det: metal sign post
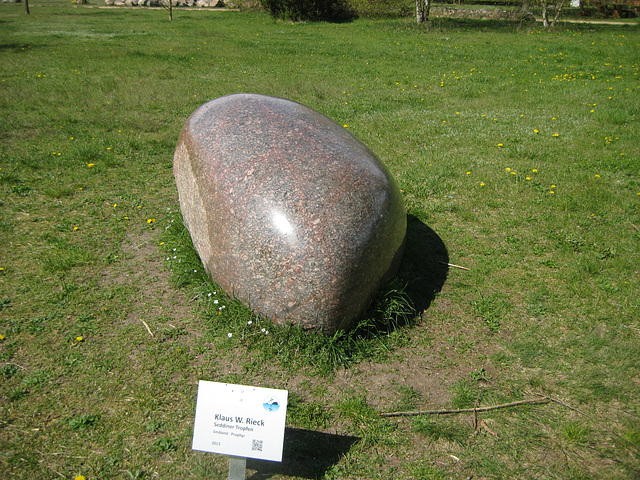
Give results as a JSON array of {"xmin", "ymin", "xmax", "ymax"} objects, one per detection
[{"xmin": 228, "ymin": 456, "xmax": 247, "ymax": 480}]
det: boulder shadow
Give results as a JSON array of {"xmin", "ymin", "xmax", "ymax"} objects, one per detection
[
  {"xmin": 397, "ymin": 214, "xmax": 449, "ymax": 318},
  {"xmin": 246, "ymin": 428, "xmax": 359, "ymax": 480}
]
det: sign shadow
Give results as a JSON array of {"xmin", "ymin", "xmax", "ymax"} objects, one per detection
[{"xmin": 246, "ymin": 428, "xmax": 360, "ymax": 480}]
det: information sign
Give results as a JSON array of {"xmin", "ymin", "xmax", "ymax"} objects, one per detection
[{"xmin": 192, "ymin": 381, "xmax": 288, "ymax": 462}]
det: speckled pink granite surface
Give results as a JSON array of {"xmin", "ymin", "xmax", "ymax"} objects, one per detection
[{"xmin": 174, "ymin": 94, "xmax": 406, "ymax": 333}]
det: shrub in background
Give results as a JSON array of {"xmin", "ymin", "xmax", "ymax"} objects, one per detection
[
  {"xmin": 260, "ymin": 0, "xmax": 356, "ymax": 21},
  {"xmin": 225, "ymin": 0, "xmax": 262, "ymax": 10},
  {"xmin": 347, "ymin": 0, "xmax": 412, "ymax": 17}
]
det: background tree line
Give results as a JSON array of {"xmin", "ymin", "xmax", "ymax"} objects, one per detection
[{"xmin": 258, "ymin": 0, "xmax": 634, "ymax": 22}]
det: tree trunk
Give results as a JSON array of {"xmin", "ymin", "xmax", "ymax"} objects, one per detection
[
  {"xmin": 551, "ymin": 0, "xmax": 567, "ymax": 27},
  {"xmin": 542, "ymin": 2, "xmax": 549, "ymax": 27},
  {"xmin": 169, "ymin": 0, "xmax": 173, "ymax": 20},
  {"xmin": 416, "ymin": 0, "xmax": 430, "ymax": 22},
  {"xmin": 25, "ymin": 0, "xmax": 30, "ymax": 14}
]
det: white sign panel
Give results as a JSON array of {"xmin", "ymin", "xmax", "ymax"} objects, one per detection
[{"xmin": 192, "ymin": 381, "xmax": 288, "ymax": 462}]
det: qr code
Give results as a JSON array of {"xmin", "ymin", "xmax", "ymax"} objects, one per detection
[{"xmin": 251, "ymin": 439, "xmax": 263, "ymax": 452}]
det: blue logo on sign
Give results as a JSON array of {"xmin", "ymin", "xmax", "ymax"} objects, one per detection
[{"xmin": 263, "ymin": 396, "xmax": 280, "ymax": 412}]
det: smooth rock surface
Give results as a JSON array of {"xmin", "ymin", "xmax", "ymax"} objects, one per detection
[{"xmin": 174, "ymin": 94, "xmax": 406, "ymax": 333}]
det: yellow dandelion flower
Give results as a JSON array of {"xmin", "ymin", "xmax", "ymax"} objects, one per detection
[
  {"xmin": 526, "ymin": 177, "xmax": 531, "ymax": 180},
  {"xmin": 466, "ymin": 171, "xmax": 471, "ymax": 175},
  {"xmin": 87, "ymin": 163, "xmax": 95, "ymax": 168},
  {"xmin": 480, "ymin": 183, "xmax": 485, "ymax": 186},
  {"xmin": 532, "ymin": 169, "xmax": 538, "ymax": 173},
  {"xmin": 73, "ymin": 226, "xmax": 79, "ymax": 231},
  {"xmin": 0, "ymin": 334, "xmax": 5, "ymax": 341},
  {"xmin": 534, "ymin": 129, "xmax": 539, "ymax": 134},
  {"xmin": 595, "ymin": 174, "xmax": 600, "ymax": 178},
  {"xmin": 76, "ymin": 336, "xmax": 84, "ymax": 342},
  {"xmin": 147, "ymin": 218, "xmax": 156, "ymax": 224},
  {"xmin": 498, "ymin": 143, "xmax": 504, "ymax": 147},
  {"xmin": 552, "ymin": 133, "xmax": 559, "ymax": 137},
  {"xmin": 74, "ymin": 476, "xmax": 86, "ymax": 480},
  {"xmin": 505, "ymin": 167, "xmax": 511, "ymax": 172}
]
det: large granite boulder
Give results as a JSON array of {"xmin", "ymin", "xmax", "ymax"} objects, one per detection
[{"xmin": 174, "ymin": 94, "xmax": 406, "ymax": 333}]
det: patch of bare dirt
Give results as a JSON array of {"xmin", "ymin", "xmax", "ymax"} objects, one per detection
[
  {"xmin": 100, "ymin": 227, "xmax": 196, "ymax": 334},
  {"xmin": 325, "ymin": 289, "xmax": 505, "ymax": 413}
]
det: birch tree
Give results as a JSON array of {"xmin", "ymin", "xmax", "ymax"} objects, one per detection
[
  {"xmin": 416, "ymin": 0, "xmax": 431, "ymax": 22},
  {"xmin": 538, "ymin": 0, "xmax": 568, "ymax": 27}
]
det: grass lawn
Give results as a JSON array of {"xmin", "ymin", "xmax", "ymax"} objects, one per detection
[{"xmin": 1, "ymin": 2, "xmax": 639, "ymax": 479}]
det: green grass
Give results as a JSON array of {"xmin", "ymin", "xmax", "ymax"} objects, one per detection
[{"xmin": 1, "ymin": 2, "xmax": 639, "ymax": 479}]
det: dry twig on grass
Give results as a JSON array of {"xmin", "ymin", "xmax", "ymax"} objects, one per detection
[
  {"xmin": 141, "ymin": 320, "xmax": 154, "ymax": 337},
  {"xmin": 439, "ymin": 261, "xmax": 471, "ymax": 271}
]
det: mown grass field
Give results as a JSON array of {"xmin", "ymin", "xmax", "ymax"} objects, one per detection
[{"xmin": 1, "ymin": 2, "xmax": 639, "ymax": 479}]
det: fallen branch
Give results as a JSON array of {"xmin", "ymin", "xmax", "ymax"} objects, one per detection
[
  {"xmin": 381, "ymin": 397, "xmax": 550, "ymax": 417},
  {"xmin": 470, "ymin": 419, "xmax": 499, "ymax": 441},
  {"xmin": 532, "ymin": 392, "xmax": 585, "ymax": 415}
]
